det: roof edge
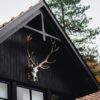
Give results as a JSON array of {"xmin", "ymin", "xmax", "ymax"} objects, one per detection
[
  {"xmin": 43, "ymin": 0, "xmax": 99, "ymax": 89},
  {"xmin": 0, "ymin": 0, "xmax": 44, "ymax": 44}
]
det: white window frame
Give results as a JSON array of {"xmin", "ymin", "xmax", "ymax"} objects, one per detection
[{"xmin": 17, "ymin": 86, "xmax": 44, "ymax": 100}]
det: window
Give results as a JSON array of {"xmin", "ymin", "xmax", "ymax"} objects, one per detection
[
  {"xmin": 17, "ymin": 86, "xmax": 43, "ymax": 100},
  {"xmin": 32, "ymin": 90, "xmax": 43, "ymax": 100},
  {"xmin": 51, "ymin": 94, "xmax": 60, "ymax": 100},
  {"xmin": 17, "ymin": 87, "xmax": 30, "ymax": 100},
  {"xmin": 0, "ymin": 82, "xmax": 8, "ymax": 100},
  {"xmin": 50, "ymin": 93, "xmax": 67, "ymax": 100},
  {"xmin": 16, "ymin": 86, "xmax": 67, "ymax": 100}
]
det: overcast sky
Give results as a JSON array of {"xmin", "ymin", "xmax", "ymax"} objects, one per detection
[
  {"xmin": 81, "ymin": 0, "xmax": 100, "ymax": 28},
  {"xmin": 0, "ymin": 0, "xmax": 40, "ymax": 26},
  {"xmin": 81, "ymin": 0, "xmax": 100, "ymax": 54}
]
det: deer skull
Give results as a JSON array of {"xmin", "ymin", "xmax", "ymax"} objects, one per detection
[
  {"xmin": 32, "ymin": 67, "xmax": 39, "ymax": 82},
  {"xmin": 27, "ymin": 35, "xmax": 59, "ymax": 82}
]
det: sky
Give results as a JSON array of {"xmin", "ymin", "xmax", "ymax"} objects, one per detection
[
  {"xmin": 81, "ymin": 0, "xmax": 100, "ymax": 56},
  {"xmin": 0, "ymin": 0, "xmax": 40, "ymax": 26},
  {"xmin": 81, "ymin": 0, "xmax": 100, "ymax": 28}
]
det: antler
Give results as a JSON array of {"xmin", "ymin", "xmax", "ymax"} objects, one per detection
[
  {"xmin": 27, "ymin": 35, "xmax": 59, "ymax": 69},
  {"xmin": 27, "ymin": 35, "xmax": 60, "ymax": 81},
  {"xmin": 36, "ymin": 40, "xmax": 60, "ymax": 69},
  {"xmin": 27, "ymin": 35, "xmax": 36, "ymax": 66}
]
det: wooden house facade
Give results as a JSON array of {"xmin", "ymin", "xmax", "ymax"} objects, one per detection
[{"xmin": 0, "ymin": 0, "xmax": 99, "ymax": 100}]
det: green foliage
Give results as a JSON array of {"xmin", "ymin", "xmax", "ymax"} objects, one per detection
[{"xmin": 46, "ymin": 0, "xmax": 100, "ymax": 60}]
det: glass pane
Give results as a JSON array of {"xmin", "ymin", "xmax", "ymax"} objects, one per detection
[
  {"xmin": 0, "ymin": 82, "xmax": 8, "ymax": 99},
  {"xmin": 51, "ymin": 95, "xmax": 60, "ymax": 100},
  {"xmin": 32, "ymin": 90, "xmax": 43, "ymax": 100},
  {"xmin": 17, "ymin": 87, "xmax": 30, "ymax": 100}
]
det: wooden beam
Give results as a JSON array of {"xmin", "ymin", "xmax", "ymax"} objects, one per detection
[
  {"xmin": 24, "ymin": 25, "xmax": 60, "ymax": 41},
  {"xmin": 41, "ymin": 12, "xmax": 46, "ymax": 41},
  {"xmin": 0, "ymin": 10, "xmax": 41, "ymax": 44}
]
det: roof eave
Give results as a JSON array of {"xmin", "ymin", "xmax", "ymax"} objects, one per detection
[{"xmin": 0, "ymin": 0, "xmax": 44, "ymax": 44}]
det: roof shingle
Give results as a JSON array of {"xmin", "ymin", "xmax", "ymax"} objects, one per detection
[{"xmin": 77, "ymin": 91, "xmax": 100, "ymax": 100}]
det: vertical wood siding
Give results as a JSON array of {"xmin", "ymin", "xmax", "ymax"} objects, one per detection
[
  {"xmin": 0, "ymin": 26, "xmax": 98, "ymax": 98},
  {"xmin": 0, "ymin": 28, "xmax": 72, "ymax": 95}
]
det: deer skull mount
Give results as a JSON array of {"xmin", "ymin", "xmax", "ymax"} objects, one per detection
[{"xmin": 26, "ymin": 35, "xmax": 59, "ymax": 82}]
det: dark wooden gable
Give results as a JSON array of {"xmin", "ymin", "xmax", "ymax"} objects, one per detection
[{"xmin": 0, "ymin": 0, "xmax": 98, "ymax": 98}]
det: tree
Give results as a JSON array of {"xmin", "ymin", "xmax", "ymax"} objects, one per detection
[{"xmin": 46, "ymin": 0, "xmax": 100, "ymax": 61}]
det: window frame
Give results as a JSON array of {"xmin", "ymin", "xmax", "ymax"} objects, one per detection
[
  {"xmin": 16, "ymin": 85, "xmax": 45, "ymax": 100},
  {"xmin": 47, "ymin": 90, "xmax": 71, "ymax": 100},
  {"xmin": 16, "ymin": 83, "xmax": 70, "ymax": 100}
]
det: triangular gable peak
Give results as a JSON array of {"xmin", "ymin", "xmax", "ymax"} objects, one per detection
[{"xmin": 0, "ymin": 0, "xmax": 99, "ymax": 98}]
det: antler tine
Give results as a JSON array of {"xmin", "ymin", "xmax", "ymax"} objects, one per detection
[
  {"xmin": 51, "ymin": 39, "xmax": 60, "ymax": 52},
  {"xmin": 26, "ymin": 34, "xmax": 32, "ymax": 42},
  {"xmin": 27, "ymin": 48, "xmax": 36, "ymax": 66},
  {"xmin": 53, "ymin": 43, "xmax": 60, "ymax": 53},
  {"xmin": 37, "ymin": 59, "xmax": 56, "ymax": 69},
  {"xmin": 27, "ymin": 34, "xmax": 36, "ymax": 66},
  {"xmin": 37, "ymin": 40, "xmax": 59, "ymax": 69},
  {"xmin": 40, "ymin": 66, "xmax": 50, "ymax": 69}
]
